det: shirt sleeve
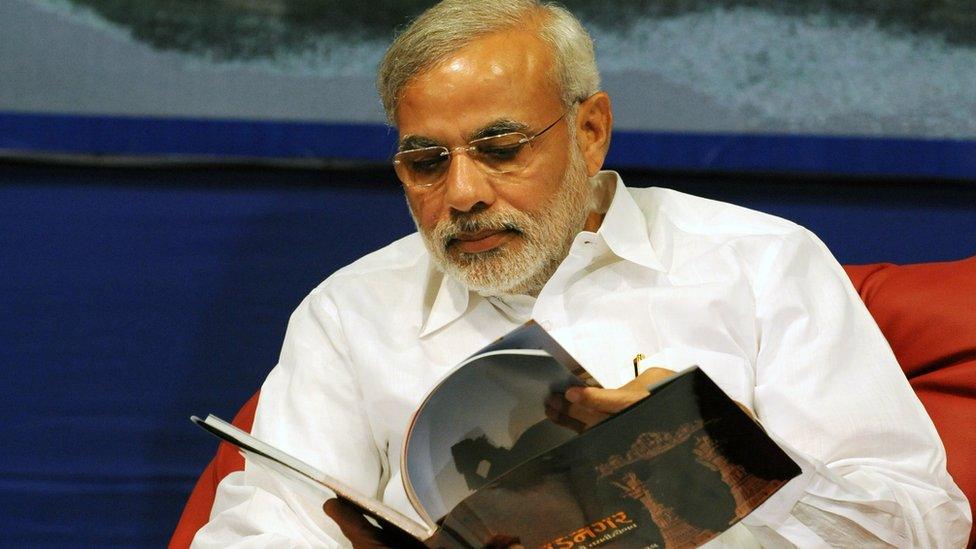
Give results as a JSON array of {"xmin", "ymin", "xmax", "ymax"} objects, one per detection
[
  {"xmin": 192, "ymin": 289, "xmax": 383, "ymax": 548},
  {"xmin": 738, "ymin": 230, "xmax": 972, "ymax": 547}
]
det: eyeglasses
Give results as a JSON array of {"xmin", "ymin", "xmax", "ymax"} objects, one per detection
[{"xmin": 393, "ymin": 112, "xmax": 567, "ymax": 189}]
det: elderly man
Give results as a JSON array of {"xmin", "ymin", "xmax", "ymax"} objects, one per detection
[{"xmin": 192, "ymin": 0, "xmax": 970, "ymax": 546}]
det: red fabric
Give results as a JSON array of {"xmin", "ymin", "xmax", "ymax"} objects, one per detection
[
  {"xmin": 168, "ymin": 391, "xmax": 260, "ymax": 549},
  {"xmin": 171, "ymin": 258, "xmax": 976, "ymax": 547},
  {"xmin": 844, "ymin": 257, "xmax": 976, "ymax": 546}
]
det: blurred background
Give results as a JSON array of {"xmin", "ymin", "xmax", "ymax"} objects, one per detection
[{"xmin": 1, "ymin": 0, "xmax": 974, "ymax": 545}]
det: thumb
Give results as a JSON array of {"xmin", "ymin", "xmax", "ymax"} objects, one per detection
[
  {"xmin": 564, "ymin": 386, "xmax": 649, "ymax": 414},
  {"xmin": 624, "ymin": 367, "xmax": 676, "ymax": 392}
]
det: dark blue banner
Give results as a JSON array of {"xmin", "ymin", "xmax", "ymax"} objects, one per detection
[{"xmin": 3, "ymin": 112, "xmax": 974, "ymax": 180}]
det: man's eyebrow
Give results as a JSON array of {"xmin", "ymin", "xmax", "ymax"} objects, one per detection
[
  {"xmin": 399, "ymin": 119, "xmax": 530, "ymax": 151},
  {"xmin": 398, "ymin": 135, "xmax": 441, "ymax": 152},
  {"xmin": 469, "ymin": 119, "xmax": 530, "ymax": 141}
]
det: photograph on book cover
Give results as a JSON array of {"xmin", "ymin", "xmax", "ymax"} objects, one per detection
[
  {"xmin": 405, "ymin": 351, "xmax": 582, "ymax": 526},
  {"xmin": 2, "ymin": 0, "xmax": 974, "ymax": 177},
  {"xmin": 405, "ymin": 321, "xmax": 598, "ymax": 525}
]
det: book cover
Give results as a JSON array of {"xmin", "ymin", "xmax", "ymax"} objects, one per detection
[{"xmin": 430, "ymin": 367, "xmax": 800, "ymax": 548}]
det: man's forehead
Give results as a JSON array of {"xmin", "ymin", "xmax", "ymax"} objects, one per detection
[
  {"xmin": 393, "ymin": 27, "xmax": 561, "ymax": 137},
  {"xmin": 426, "ymin": 26, "xmax": 551, "ymax": 80}
]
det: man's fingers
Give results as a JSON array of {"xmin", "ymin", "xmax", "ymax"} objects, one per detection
[
  {"xmin": 624, "ymin": 367, "xmax": 676, "ymax": 392},
  {"xmin": 560, "ymin": 367, "xmax": 676, "ymax": 417},
  {"xmin": 483, "ymin": 534, "xmax": 525, "ymax": 548},
  {"xmin": 564, "ymin": 386, "xmax": 648, "ymax": 414},
  {"xmin": 544, "ymin": 393, "xmax": 592, "ymax": 432},
  {"xmin": 546, "ymin": 368, "xmax": 678, "ymax": 431},
  {"xmin": 324, "ymin": 498, "xmax": 384, "ymax": 545},
  {"xmin": 324, "ymin": 498, "xmax": 427, "ymax": 548}
]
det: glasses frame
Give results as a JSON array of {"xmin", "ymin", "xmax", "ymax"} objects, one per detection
[{"xmin": 393, "ymin": 111, "xmax": 568, "ymax": 189}]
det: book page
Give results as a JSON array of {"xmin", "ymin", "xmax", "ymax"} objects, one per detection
[
  {"xmin": 402, "ymin": 349, "xmax": 588, "ymax": 526},
  {"xmin": 476, "ymin": 320, "xmax": 601, "ymax": 388}
]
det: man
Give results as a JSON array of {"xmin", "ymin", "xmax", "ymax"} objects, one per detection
[{"xmin": 193, "ymin": 0, "xmax": 971, "ymax": 546}]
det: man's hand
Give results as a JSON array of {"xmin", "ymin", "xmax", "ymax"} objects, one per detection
[
  {"xmin": 545, "ymin": 366, "xmax": 757, "ymax": 433},
  {"xmin": 323, "ymin": 498, "xmax": 426, "ymax": 549},
  {"xmin": 323, "ymin": 499, "xmax": 523, "ymax": 548},
  {"xmin": 544, "ymin": 367, "xmax": 676, "ymax": 432}
]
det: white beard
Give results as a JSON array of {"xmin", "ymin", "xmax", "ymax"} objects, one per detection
[{"xmin": 414, "ymin": 144, "xmax": 593, "ymax": 296}]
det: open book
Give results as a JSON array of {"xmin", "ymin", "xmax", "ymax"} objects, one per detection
[{"xmin": 193, "ymin": 321, "xmax": 800, "ymax": 548}]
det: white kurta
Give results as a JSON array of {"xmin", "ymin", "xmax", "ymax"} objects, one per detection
[{"xmin": 193, "ymin": 172, "xmax": 970, "ymax": 548}]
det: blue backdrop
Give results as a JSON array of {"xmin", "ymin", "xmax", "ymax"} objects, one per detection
[
  {"xmin": 1, "ymin": 161, "xmax": 974, "ymax": 546},
  {"xmin": 3, "ymin": 113, "xmax": 976, "ymax": 180}
]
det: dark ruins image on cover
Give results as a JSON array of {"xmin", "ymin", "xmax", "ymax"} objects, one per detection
[{"xmin": 426, "ymin": 368, "xmax": 800, "ymax": 549}]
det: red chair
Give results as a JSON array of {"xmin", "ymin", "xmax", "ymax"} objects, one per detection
[
  {"xmin": 170, "ymin": 258, "xmax": 976, "ymax": 548},
  {"xmin": 170, "ymin": 391, "xmax": 260, "ymax": 549},
  {"xmin": 845, "ymin": 258, "xmax": 976, "ymax": 546}
]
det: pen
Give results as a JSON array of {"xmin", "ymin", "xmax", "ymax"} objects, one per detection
[{"xmin": 632, "ymin": 353, "xmax": 645, "ymax": 378}]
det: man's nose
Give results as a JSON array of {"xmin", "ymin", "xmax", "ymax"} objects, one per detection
[{"xmin": 442, "ymin": 152, "xmax": 497, "ymax": 213}]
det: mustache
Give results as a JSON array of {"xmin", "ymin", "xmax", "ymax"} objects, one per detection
[{"xmin": 435, "ymin": 214, "xmax": 525, "ymax": 244}]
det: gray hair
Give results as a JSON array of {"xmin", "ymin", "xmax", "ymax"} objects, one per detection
[{"xmin": 377, "ymin": 0, "xmax": 600, "ymax": 125}]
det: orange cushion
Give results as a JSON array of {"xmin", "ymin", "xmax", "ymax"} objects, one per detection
[
  {"xmin": 845, "ymin": 257, "xmax": 976, "ymax": 546},
  {"xmin": 168, "ymin": 392, "xmax": 259, "ymax": 549}
]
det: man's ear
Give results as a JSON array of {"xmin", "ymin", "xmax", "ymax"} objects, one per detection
[{"xmin": 575, "ymin": 91, "xmax": 613, "ymax": 176}]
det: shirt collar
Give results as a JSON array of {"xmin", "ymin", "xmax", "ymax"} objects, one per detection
[
  {"xmin": 418, "ymin": 272, "xmax": 538, "ymax": 337},
  {"xmin": 593, "ymin": 171, "xmax": 665, "ymax": 272},
  {"xmin": 418, "ymin": 170, "xmax": 664, "ymax": 337},
  {"xmin": 419, "ymin": 267, "xmax": 470, "ymax": 337}
]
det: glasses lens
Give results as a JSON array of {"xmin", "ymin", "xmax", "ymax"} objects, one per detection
[
  {"xmin": 470, "ymin": 133, "xmax": 529, "ymax": 173},
  {"xmin": 394, "ymin": 147, "xmax": 449, "ymax": 187}
]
